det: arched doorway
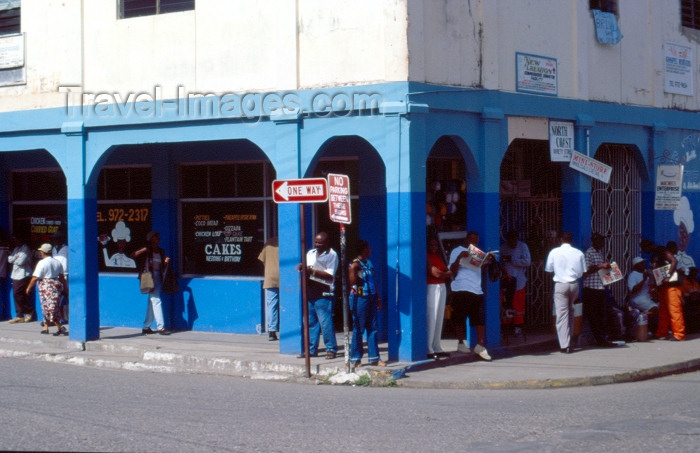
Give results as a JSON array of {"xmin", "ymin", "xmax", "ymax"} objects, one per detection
[
  {"xmin": 500, "ymin": 139, "xmax": 562, "ymax": 327},
  {"xmin": 308, "ymin": 136, "xmax": 386, "ymax": 336},
  {"xmin": 426, "ymin": 136, "xmax": 467, "ymax": 339},
  {"xmin": 591, "ymin": 144, "xmax": 642, "ymax": 304}
]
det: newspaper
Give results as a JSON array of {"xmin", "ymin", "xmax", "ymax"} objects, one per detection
[
  {"xmin": 652, "ymin": 264, "xmax": 678, "ymax": 286},
  {"xmin": 459, "ymin": 244, "xmax": 497, "ymax": 270},
  {"xmin": 307, "ymin": 253, "xmax": 333, "ymax": 287},
  {"xmin": 598, "ymin": 261, "xmax": 623, "ymax": 285}
]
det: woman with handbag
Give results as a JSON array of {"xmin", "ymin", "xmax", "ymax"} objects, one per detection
[
  {"xmin": 131, "ymin": 231, "xmax": 170, "ymax": 335},
  {"xmin": 26, "ymin": 243, "xmax": 67, "ymax": 336}
]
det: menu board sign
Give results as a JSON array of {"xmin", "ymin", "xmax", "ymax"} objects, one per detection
[
  {"xmin": 181, "ymin": 201, "xmax": 264, "ymax": 276},
  {"xmin": 12, "ymin": 204, "xmax": 66, "ymax": 249},
  {"xmin": 96, "ymin": 203, "xmax": 151, "ymax": 272}
]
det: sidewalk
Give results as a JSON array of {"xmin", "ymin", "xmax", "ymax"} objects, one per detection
[{"xmin": 1, "ymin": 321, "xmax": 700, "ymax": 388}]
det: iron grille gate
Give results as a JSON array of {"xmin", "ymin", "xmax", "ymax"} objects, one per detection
[
  {"xmin": 500, "ymin": 139, "xmax": 562, "ymax": 327},
  {"xmin": 591, "ymin": 144, "xmax": 642, "ymax": 307}
]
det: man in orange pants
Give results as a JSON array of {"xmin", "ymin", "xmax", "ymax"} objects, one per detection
[{"xmin": 642, "ymin": 240, "xmax": 685, "ymax": 341}]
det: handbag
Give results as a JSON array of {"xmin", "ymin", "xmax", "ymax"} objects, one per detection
[
  {"xmin": 140, "ymin": 271, "xmax": 155, "ymax": 294},
  {"xmin": 161, "ymin": 262, "xmax": 180, "ymax": 295}
]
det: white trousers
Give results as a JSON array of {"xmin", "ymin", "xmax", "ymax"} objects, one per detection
[
  {"xmin": 553, "ymin": 281, "xmax": 578, "ymax": 349},
  {"xmin": 426, "ymin": 283, "xmax": 447, "ymax": 354}
]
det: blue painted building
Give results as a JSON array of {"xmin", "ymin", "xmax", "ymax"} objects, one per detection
[{"xmin": 1, "ymin": 1, "xmax": 700, "ymax": 362}]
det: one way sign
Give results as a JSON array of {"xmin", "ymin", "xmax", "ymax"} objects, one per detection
[{"xmin": 272, "ymin": 178, "xmax": 328, "ymax": 203}]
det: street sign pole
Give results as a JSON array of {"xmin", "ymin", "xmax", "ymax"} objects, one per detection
[
  {"xmin": 327, "ymin": 173, "xmax": 352, "ymax": 372},
  {"xmin": 272, "ymin": 178, "xmax": 328, "ymax": 379},
  {"xmin": 340, "ymin": 222, "xmax": 350, "ymax": 372},
  {"xmin": 299, "ymin": 203, "xmax": 311, "ymax": 378}
]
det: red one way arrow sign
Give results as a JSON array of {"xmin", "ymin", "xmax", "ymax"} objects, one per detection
[{"xmin": 272, "ymin": 178, "xmax": 329, "ymax": 203}]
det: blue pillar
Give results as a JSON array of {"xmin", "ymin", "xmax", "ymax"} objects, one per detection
[
  {"xmin": 384, "ymin": 110, "xmax": 430, "ymax": 362},
  {"xmin": 273, "ymin": 113, "xmax": 304, "ymax": 355},
  {"xmin": 464, "ymin": 107, "xmax": 506, "ymax": 349},
  {"xmin": 63, "ymin": 122, "xmax": 100, "ymax": 341},
  {"xmin": 647, "ymin": 123, "xmax": 667, "ymax": 241},
  {"xmin": 567, "ymin": 115, "xmax": 595, "ymax": 247}
]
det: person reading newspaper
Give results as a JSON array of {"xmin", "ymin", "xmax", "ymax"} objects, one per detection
[{"xmin": 448, "ymin": 231, "xmax": 494, "ymax": 361}]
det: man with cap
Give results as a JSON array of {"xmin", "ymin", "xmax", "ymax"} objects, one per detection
[
  {"xmin": 545, "ymin": 232, "xmax": 586, "ymax": 353},
  {"xmin": 627, "ymin": 256, "xmax": 659, "ymax": 314},
  {"xmin": 582, "ymin": 233, "xmax": 617, "ymax": 347}
]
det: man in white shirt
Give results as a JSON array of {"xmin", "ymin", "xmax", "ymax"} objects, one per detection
[
  {"xmin": 297, "ymin": 232, "xmax": 338, "ymax": 359},
  {"xmin": 7, "ymin": 235, "xmax": 34, "ymax": 323},
  {"xmin": 545, "ymin": 232, "xmax": 586, "ymax": 353},
  {"xmin": 448, "ymin": 231, "xmax": 493, "ymax": 361}
]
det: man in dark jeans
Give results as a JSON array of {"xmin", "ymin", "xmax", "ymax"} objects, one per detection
[
  {"xmin": 296, "ymin": 232, "xmax": 338, "ymax": 359},
  {"xmin": 582, "ymin": 233, "xmax": 617, "ymax": 347},
  {"xmin": 8, "ymin": 235, "xmax": 34, "ymax": 323}
]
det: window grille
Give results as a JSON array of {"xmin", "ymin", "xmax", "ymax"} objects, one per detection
[
  {"xmin": 681, "ymin": 0, "xmax": 700, "ymax": 30},
  {"xmin": 590, "ymin": 0, "xmax": 617, "ymax": 15},
  {"xmin": 120, "ymin": 0, "xmax": 194, "ymax": 19}
]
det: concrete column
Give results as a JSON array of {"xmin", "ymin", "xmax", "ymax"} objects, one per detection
[
  {"xmin": 273, "ymin": 113, "xmax": 304, "ymax": 355},
  {"xmin": 566, "ymin": 115, "xmax": 595, "ymax": 246},
  {"xmin": 385, "ymin": 108, "xmax": 430, "ymax": 362},
  {"xmin": 62, "ymin": 122, "xmax": 99, "ymax": 341},
  {"xmin": 465, "ymin": 107, "xmax": 506, "ymax": 349}
]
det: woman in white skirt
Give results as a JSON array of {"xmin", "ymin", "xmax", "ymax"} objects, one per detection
[{"xmin": 426, "ymin": 238, "xmax": 452, "ymax": 359}]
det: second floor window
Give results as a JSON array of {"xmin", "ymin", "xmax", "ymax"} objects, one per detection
[
  {"xmin": 590, "ymin": 0, "xmax": 617, "ymax": 15},
  {"xmin": 120, "ymin": 0, "xmax": 194, "ymax": 19},
  {"xmin": 0, "ymin": 1, "xmax": 20, "ymax": 35},
  {"xmin": 682, "ymin": 0, "xmax": 700, "ymax": 30}
]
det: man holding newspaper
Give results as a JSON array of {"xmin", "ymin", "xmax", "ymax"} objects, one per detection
[
  {"xmin": 582, "ymin": 233, "xmax": 618, "ymax": 348},
  {"xmin": 448, "ymin": 231, "xmax": 494, "ymax": 361}
]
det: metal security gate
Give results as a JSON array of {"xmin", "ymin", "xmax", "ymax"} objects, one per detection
[
  {"xmin": 500, "ymin": 139, "xmax": 562, "ymax": 327},
  {"xmin": 591, "ymin": 144, "xmax": 642, "ymax": 305}
]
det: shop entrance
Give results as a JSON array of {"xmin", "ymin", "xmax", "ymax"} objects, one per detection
[
  {"xmin": 591, "ymin": 144, "xmax": 642, "ymax": 305},
  {"xmin": 308, "ymin": 136, "xmax": 385, "ymax": 335},
  {"xmin": 499, "ymin": 139, "xmax": 562, "ymax": 327},
  {"xmin": 426, "ymin": 136, "xmax": 467, "ymax": 339}
]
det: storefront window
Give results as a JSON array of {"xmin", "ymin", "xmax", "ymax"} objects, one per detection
[
  {"xmin": 179, "ymin": 161, "xmax": 276, "ymax": 277},
  {"xmin": 96, "ymin": 166, "xmax": 152, "ymax": 273},
  {"xmin": 11, "ymin": 169, "xmax": 66, "ymax": 248}
]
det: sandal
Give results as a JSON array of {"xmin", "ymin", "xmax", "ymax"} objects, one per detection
[
  {"xmin": 53, "ymin": 327, "xmax": 67, "ymax": 336},
  {"xmin": 40, "ymin": 329, "xmax": 49, "ymax": 335},
  {"xmin": 325, "ymin": 352, "xmax": 337, "ymax": 360}
]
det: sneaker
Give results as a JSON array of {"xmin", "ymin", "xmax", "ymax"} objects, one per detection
[
  {"xmin": 473, "ymin": 344, "xmax": 492, "ymax": 361},
  {"xmin": 8, "ymin": 316, "xmax": 24, "ymax": 324},
  {"xmin": 24, "ymin": 314, "xmax": 33, "ymax": 323},
  {"xmin": 457, "ymin": 343, "xmax": 470, "ymax": 353},
  {"xmin": 268, "ymin": 331, "xmax": 278, "ymax": 341}
]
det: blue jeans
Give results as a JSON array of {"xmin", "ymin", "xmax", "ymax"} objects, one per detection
[
  {"xmin": 143, "ymin": 270, "xmax": 164, "ymax": 331},
  {"xmin": 308, "ymin": 297, "xmax": 336, "ymax": 355},
  {"xmin": 265, "ymin": 288, "xmax": 279, "ymax": 332},
  {"xmin": 350, "ymin": 293, "xmax": 379, "ymax": 364}
]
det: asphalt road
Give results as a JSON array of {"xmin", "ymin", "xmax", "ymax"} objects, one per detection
[{"xmin": 2, "ymin": 358, "xmax": 699, "ymax": 452}]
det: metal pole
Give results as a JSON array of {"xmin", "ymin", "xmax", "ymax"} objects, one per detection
[
  {"xmin": 340, "ymin": 223, "xmax": 350, "ymax": 372},
  {"xmin": 300, "ymin": 203, "xmax": 311, "ymax": 378}
]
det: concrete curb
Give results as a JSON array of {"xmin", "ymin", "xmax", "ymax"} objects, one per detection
[{"xmin": 396, "ymin": 357, "xmax": 700, "ymax": 390}]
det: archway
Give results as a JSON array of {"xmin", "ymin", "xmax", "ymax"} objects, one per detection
[
  {"xmin": 308, "ymin": 136, "xmax": 386, "ymax": 336},
  {"xmin": 425, "ymin": 136, "xmax": 468, "ymax": 340},
  {"xmin": 92, "ymin": 139, "xmax": 277, "ymax": 333},
  {"xmin": 499, "ymin": 138, "xmax": 562, "ymax": 328},
  {"xmin": 591, "ymin": 144, "xmax": 643, "ymax": 304},
  {"xmin": 1, "ymin": 149, "xmax": 67, "ymax": 321}
]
